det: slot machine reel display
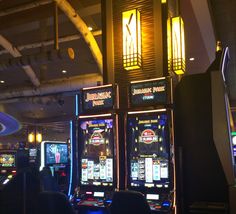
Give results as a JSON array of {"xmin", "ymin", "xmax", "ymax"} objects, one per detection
[{"xmin": 0, "ymin": 151, "xmax": 17, "ymax": 188}]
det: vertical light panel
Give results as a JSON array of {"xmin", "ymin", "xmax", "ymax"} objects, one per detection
[
  {"xmin": 169, "ymin": 16, "xmax": 185, "ymax": 75},
  {"xmin": 75, "ymin": 94, "xmax": 79, "ymax": 116},
  {"xmin": 68, "ymin": 120, "xmax": 73, "ymax": 198},
  {"xmin": 122, "ymin": 9, "xmax": 142, "ymax": 70}
]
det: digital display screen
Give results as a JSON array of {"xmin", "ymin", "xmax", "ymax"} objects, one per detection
[
  {"xmin": 82, "ymin": 86, "xmax": 114, "ymax": 112},
  {"xmin": 94, "ymin": 192, "xmax": 105, "ymax": 197},
  {"xmin": 45, "ymin": 143, "xmax": 68, "ymax": 165},
  {"xmin": 0, "ymin": 154, "xmax": 16, "ymax": 167},
  {"xmin": 146, "ymin": 194, "xmax": 159, "ymax": 200},
  {"xmin": 29, "ymin": 148, "xmax": 37, "ymax": 157},
  {"xmin": 127, "ymin": 112, "xmax": 170, "ymax": 188},
  {"xmin": 231, "ymin": 134, "xmax": 236, "ymax": 157},
  {"xmin": 130, "ymin": 78, "xmax": 169, "ymax": 107},
  {"xmin": 79, "ymin": 118, "xmax": 114, "ymax": 186}
]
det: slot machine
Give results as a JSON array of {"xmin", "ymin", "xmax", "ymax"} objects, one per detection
[
  {"xmin": 0, "ymin": 150, "xmax": 17, "ymax": 188},
  {"xmin": 40, "ymin": 141, "xmax": 70, "ymax": 193},
  {"xmin": 76, "ymin": 84, "xmax": 119, "ymax": 212},
  {"xmin": 174, "ymin": 48, "xmax": 235, "ymax": 213},
  {"xmin": 126, "ymin": 77, "xmax": 176, "ymax": 213}
]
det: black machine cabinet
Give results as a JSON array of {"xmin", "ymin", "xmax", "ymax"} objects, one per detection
[{"xmin": 174, "ymin": 64, "xmax": 235, "ymax": 213}]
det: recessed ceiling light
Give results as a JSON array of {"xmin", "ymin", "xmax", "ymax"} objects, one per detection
[
  {"xmin": 62, "ymin": 70, "xmax": 67, "ymax": 74},
  {"xmin": 189, "ymin": 57, "xmax": 195, "ymax": 61},
  {"xmin": 88, "ymin": 26, "xmax": 93, "ymax": 31},
  {"xmin": 0, "ymin": 80, "xmax": 5, "ymax": 84}
]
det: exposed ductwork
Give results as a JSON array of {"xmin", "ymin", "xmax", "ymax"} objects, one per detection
[
  {"xmin": 0, "ymin": 48, "xmax": 77, "ymax": 70},
  {"xmin": 54, "ymin": 0, "xmax": 103, "ymax": 74},
  {"xmin": 0, "ymin": 35, "xmax": 40, "ymax": 87},
  {"xmin": 0, "ymin": 0, "xmax": 52, "ymax": 17},
  {"xmin": 0, "ymin": 73, "xmax": 103, "ymax": 101}
]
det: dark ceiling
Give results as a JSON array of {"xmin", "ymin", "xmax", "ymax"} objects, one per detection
[{"xmin": 0, "ymin": 0, "xmax": 235, "ymax": 144}]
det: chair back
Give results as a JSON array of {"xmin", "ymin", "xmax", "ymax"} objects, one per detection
[
  {"xmin": 110, "ymin": 190, "xmax": 151, "ymax": 214},
  {"xmin": 35, "ymin": 191, "xmax": 75, "ymax": 214}
]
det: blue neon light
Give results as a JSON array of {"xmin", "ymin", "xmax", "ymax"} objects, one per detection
[
  {"xmin": 162, "ymin": 201, "xmax": 170, "ymax": 207},
  {"xmin": 76, "ymin": 94, "xmax": 79, "ymax": 116},
  {"xmin": 68, "ymin": 120, "xmax": 73, "ymax": 198}
]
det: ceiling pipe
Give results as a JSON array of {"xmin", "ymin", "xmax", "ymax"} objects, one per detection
[
  {"xmin": 0, "ymin": 73, "xmax": 102, "ymax": 101},
  {"xmin": 0, "ymin": 48, "xmax": 76, "ymax": 70},
  {"xmin": 54, "ymin": 0, "xmax": 103, "ymax": 74},
  {"xmin": 54, "ymin": 2, "xmax": 59, "ymax": 50},
  {"xmin": 0, "ymin": 35, "xmax": 40, "ymax": 87},
  {"xmin": 0, "ymin": 0, "xmax": 52, "ymax": 16},
  {"xmin": 0, "ymin": 30, "xmax": 102, "ymax": 55}
]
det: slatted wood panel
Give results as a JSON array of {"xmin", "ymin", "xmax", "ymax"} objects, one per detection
[{"xmin": 112, "ymin": 0, "xmax": 164, "ymax": 108}]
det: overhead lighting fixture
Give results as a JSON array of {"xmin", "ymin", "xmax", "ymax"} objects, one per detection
[
  {"xmin": 36, "ymin": 132, "xmax": 42, "ymax": 143},
  {"xmin": 62, "ymin": 70, "xmax": 67, "ymax": 74},
  {"xmin": 0, "ymin": 80, "xmax": 5, "ymax": 84},
  {"xmin": 28, "ymin": 129, "xmax": 42, "ymax": 144},
  {"xmin": 168, "ymin": 16, "xmax": 186, "ymax": 75},
  {"xmin": 122, "ymin": 9, "xmax": 142, "ymax": 70},
  {"xmin": 88, "ymin": 26, "xmax": 93, "ymax": 31},
  {"xmin": 189, "ymin": 57, "xmax": 195, "ymax": 61}
]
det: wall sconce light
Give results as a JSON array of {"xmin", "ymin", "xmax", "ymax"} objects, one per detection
[
  {"xmin": 28, "ymin": 129, "xmax": 42, "ymax": 144},
  {"xmin": 122, "ymin": 9, "xmax": 142, "ymax": 70},
  {"xmin": 28, "ymin": 132, "xmax": 35, "ymax": 143},
  {"xmin": 36, "ymin": 132, "xmax": 42, "ymax": 143},
  {"xmin": 168, "ymin": 16, "xmax": 186, "ymax": 75}
]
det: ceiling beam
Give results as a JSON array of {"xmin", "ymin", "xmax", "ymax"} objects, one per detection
[
  {"xmin": 0, "ymin": 73, "xmax": 102, "ymax": 101},
  {"xmin": 0, "ymin": 0, "xmax": 52, "ymax": 16},
  {"xmin": 0, "ymin": 3, "xmax": 101, "ymax": 32},
  {"xmin": 54, "ymin": 0, "xmax": 103, "ymax": 74},
  {"xmin": 0, "ymin": 35, "xmax": 40, "ymax": 87},
  {"xmin": 0, "ymin": 30, "xmax": 102, "ymax": 55}
]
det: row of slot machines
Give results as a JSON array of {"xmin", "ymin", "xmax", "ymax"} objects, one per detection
[
  {"xmin": 72, "ymin": 77, "xmax": 175, "ymax": 213},
  {"xmin": 0, "ymin": 142, "xmax": 70, "ymax": 193},
  {"xmin": 0, "ymin": 147, "xmax": 37, "ymax": 188},
  {"xmin": 0, "ymin": 150, "xmax": 17, "ymax": 187}
]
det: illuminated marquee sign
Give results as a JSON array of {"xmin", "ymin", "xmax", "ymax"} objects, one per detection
[
  {"xmin": 82, "ymin": 85, "xmax": 115, "ymax": 112},
  {"xmin": 130, "ymin": 78, "xmax": 170, "ymax": 107}
]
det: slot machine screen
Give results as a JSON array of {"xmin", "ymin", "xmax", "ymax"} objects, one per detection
[
  {"xmin": 45, "ymin": 143, "xmax": 68, "ymax": 165},
  {"xmin": 0, "ymin": 154, "xmax": 16, "ymax": 168},
  {"xmin": 29, "ymin": 148, "xmax": 37, "ymax": 157},
  {"xmin": 79, "ymin": 117, "xmax": 114, "ymax": 186},
  {"xmin": 127, "ymin": 112, "xmax": 170, "ymax": 189}
]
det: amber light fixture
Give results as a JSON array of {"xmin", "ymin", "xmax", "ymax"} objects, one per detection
[
  {"xmin": 168, "ymin": 16, "xmax": 186, "ymax": 75},
  {"xmin": 28, "ymin": 129, "xmax": 42, "ymax": 144},
  {"xmin": 122, "ymin": 9, "xmax": 142, "ymax": 70}
]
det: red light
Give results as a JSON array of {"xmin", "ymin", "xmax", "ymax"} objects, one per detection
[{"xmin": 61, "ymin": 172, "xmax": 66, "ymax": 177}]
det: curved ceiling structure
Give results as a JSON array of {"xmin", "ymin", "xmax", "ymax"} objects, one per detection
[{"xmin": 0, "ymin": 112, "xmax": 21, "ymax": 136}]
